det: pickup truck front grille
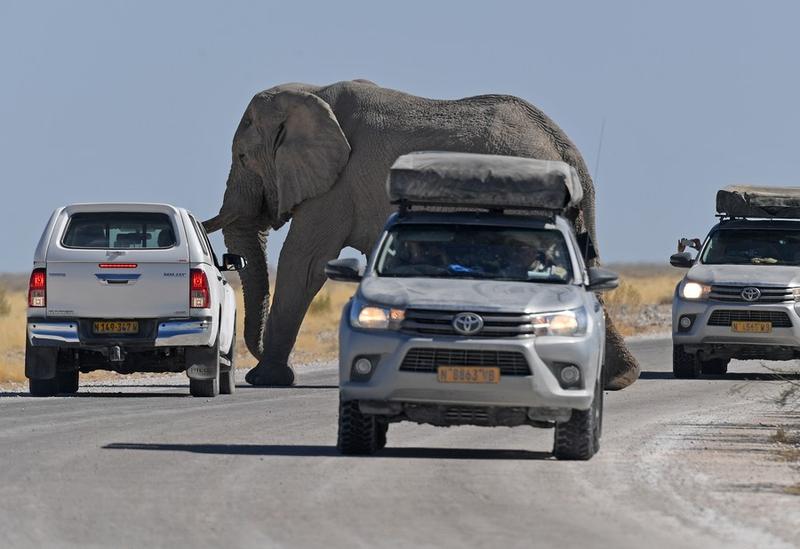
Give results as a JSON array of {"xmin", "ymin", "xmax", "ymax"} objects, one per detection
[
  {"xmin": 400, "ymin": 348, "xmax": 531, "ymax": 375},
  {"xmin": 707, "ymin": 310, "xmax": 792, "ymax": 327},
  {"xmin": 709, "ymin": 284, "xmax": 795, "ymax": 303},
  {"xmin": 402, "ymin": 309, "xmax": 535, "ymax": 338}
]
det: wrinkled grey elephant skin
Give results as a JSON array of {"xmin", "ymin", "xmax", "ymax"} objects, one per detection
[{"xmin": 203, "ymin": 80, "xmax": 639, "ymax": 390}]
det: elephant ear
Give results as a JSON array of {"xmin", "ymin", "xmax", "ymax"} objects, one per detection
[{"xmin": 272, "ymin": 91, "xmax": 351, "ymax": 217}]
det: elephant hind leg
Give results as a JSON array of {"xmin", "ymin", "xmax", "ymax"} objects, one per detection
[{"xmin": 603, "ymin": 312, "xmax": 640, "ymax": 390}]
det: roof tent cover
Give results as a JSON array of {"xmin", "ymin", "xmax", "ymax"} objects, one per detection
[
  {"xmin": 387, "ymin": 151, "xmax": 583, "ymax": 212},
  {"xmin": 716, "ymin": 185, "xmax": 800, "ymax": 218}
]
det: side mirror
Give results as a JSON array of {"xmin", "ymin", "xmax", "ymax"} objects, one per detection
[
  {"xmin": 669, "ymin": 252, "xmax": 694, "ymax": 268},
  {"xmin": 325, "ymin": 258, "xmax": 363, "ymax": 283},
  {"xmin": 587, "ymin": 267, "xmax": 619, "ymax": 292},
  {"xmin": 221, "ymin": 253, "xmax": 247, "ymax": 271},
  {"xmin": 576, "ymin": 232, "xmax": 598, "ymax": 262}
]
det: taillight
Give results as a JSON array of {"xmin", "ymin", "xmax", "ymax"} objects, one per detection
[
  {"xmin": 28, "ymin": 268, "xmax": 46, "ymax": 307},
  {"xmin": 190, "ymin": 269, "xmax": 210, "ymax": 309}
]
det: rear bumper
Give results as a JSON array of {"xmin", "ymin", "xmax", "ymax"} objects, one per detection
[{"xmin": 27, "ymin": 317, "xmax": 213, "ymax": 348}]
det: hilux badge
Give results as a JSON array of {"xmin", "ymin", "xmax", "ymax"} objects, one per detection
[
  {"xmin": 452, "ymin": 312, "xmax": 484, "ymax": 335},
  {"xmin": 741, "ymin": 287, "xmax": 761, "ymax": 302}
]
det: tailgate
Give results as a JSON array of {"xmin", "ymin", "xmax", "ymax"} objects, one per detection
[{"xmin": 46, "ymin": 250, "xmax": 191, "ymax": 318}]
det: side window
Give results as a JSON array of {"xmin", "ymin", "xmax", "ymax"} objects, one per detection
[
  {"xmin": 190, "ymin": 215, "xmax": 220, "ymax": 267},
  {"xmin": 189, "ymin": 216, "xmax": 210, "ymax": 257}
]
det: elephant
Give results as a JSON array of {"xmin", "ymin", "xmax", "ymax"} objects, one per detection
[{"xmin": 203, "ymin": 80, "xmax": 640, "ymax": 390}]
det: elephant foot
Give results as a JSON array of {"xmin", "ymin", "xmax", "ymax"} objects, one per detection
[
  {"xmin": 245, "ymin": 363, "xmax": 296, "ymax": 387},
  {"xmin": 604, "ymin": 362, "xmax": 640, "ymax": 391}
]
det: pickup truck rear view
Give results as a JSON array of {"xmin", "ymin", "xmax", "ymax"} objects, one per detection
[{"xmin": 26, "ymin": 203, "xmax": 245, "ymax": 397}]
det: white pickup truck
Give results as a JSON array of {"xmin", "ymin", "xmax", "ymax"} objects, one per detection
[{"xmin": 26, "ymin": 203, "xmax": 244, "ymax": 397}]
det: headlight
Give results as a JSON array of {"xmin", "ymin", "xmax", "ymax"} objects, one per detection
[
  {"xmin": 532, "ymin": 308, "xmax": 588, "ymax": 337},
  {"xmin": 350, "ymin": 297, "xmax": 405, "ymax": 330},
  {"xmin": 681, "ymin": 281, "xmax": 711, "ymax": 300}
]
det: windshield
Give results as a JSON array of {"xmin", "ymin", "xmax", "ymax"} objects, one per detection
[
  {"xmin": 375, "ymin": 224, "xmax": 573, "ymax": 282},
  {"xmin": 701, "ymin": 228, "xmax": 800, "ymax": 266},
  {"xmin": 62, "ymin": 212, "xmax": 176, "ymax": 249}
]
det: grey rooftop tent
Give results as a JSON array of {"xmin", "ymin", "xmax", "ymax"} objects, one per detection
[
  {"xmin": 716, "ymin": 185, "xmax": 800, "ymax": 219},
  {"xmin": 387, "ymin": 151, "xmax": 583, "ymax": 212}
]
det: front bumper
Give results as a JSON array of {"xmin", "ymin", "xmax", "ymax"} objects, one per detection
[
  {"xmin": 27, "ymin": 317, "xmax": 213, "ymax": 349},
  {"xmin": 673, "ymin": 298, "xmax": 800, "ymax": 348},
  {"xmin": 338, "ymin": 315, "xmax": 603, "ymax": 413}
]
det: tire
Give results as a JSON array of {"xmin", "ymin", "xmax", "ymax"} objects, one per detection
[
  {"xmin": 28, "ymin": 377, "xmax": 58, "ymax": 397},
  {"xmin": 553, "ymin": 376, "xmax": 603, "ymax": 461},
  {"xmin": 337, "ymin": 400, "xmax": 382, "ymax": 455},
  {"xmin": 701, "ymin": 358, "xmax": 728, "ymax": 376},
  {"xmin": 57, "ymin": 370, "xmax": 79, "ymax": 394},
  {"xmin": 190, "ymin": 377, "xmax": 219, "ymax": 398},
  {"xmin": 219, "ymin": 317, "xmax": 236, "ymax": 395},
  {"xmin": 673, "ymin": 344, "xmax": 700, "ymax": 378}
]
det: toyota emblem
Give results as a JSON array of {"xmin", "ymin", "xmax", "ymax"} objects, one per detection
[
  {"xmin": 452, "ymin": 312, "xmax": 484, "ymax": 335},
  {"xmin": 741, "ymin": 287, "xmax": 761, "ymax": 302}
]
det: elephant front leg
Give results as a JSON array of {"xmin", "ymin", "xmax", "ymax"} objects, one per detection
[
  {"xmin": 245, "ymin": 205, "xmax": 351, "ymax": 387},
  {"xmin": 602, "ymin": 308, "xmax": 640, "ymax": 390}
]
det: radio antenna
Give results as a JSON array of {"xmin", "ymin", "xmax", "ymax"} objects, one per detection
[{"xmin": 593, "ymin": 117, "xmax": 606, "ymax": 184}]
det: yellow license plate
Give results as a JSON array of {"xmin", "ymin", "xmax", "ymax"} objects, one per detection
[
  {"xmin": 731, "ymin": 321, "xmax": 772, "ymax": 333},
  {"xmin": 93, "ymin": 320, "xmax": 139, "ymax": 334},
  {"xmin": 437, "ymin": 366, "xmax": 500, "ymax": 384}
]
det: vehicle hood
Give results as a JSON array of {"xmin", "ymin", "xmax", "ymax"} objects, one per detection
[
  {"xmin": 358, "ymin": 276, "xmax": 584, "ymax": 313},
  {"xmin": 687, "ymin": 264, "xmax": 800, "ymax": 286}
]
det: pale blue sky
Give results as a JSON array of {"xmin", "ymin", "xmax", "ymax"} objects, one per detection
[{"xmin": 2, "ymin": 0, "xmax": 799, "ymax": 271}]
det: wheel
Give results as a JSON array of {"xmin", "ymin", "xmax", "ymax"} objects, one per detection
[
  {"xmin": 701, "ymin": 358, "xmax": 728, "ymax": 376},
  {"xmin": 28, "ymin": 377, "xmax": 58, "ymax": 397},
  {"xmin": 219, "ymin": 318, "xmax": 236, "ymax": 395},
  {"xmin": 673, "ymin": 344, "xmax": 700, "ymax": 378},
  {"xmin": 337, "ymin": 400, "xmax": 383, "ymax": 455},
  {"xmin": 57, "ymin": 370, "xmax": 79, "ymax": 394},
  {"xmin": 553, "ymin": 376, "xmax": 603, "ymax": 460}
]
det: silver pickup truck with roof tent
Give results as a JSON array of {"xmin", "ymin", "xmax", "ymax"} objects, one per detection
[
  {"xmin": 26, "ymin": 203, "xmax": 245, "ymax": 397},
  {"xmin": 671, "ymin": 186, "xmax": 800, "ymax": 377},
  {"xmin": 325, "ymin": 152, "xmax": 619, "ymax": 460}
]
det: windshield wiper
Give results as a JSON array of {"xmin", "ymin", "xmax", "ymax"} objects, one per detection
[{"xmin": 751, "ymin": 257, "xmax": 779, "ymax": 264}]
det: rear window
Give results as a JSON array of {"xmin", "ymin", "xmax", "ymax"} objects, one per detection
[{"xmin": 62, "ymin": 212, "xmax": 177, "ymax": 249}]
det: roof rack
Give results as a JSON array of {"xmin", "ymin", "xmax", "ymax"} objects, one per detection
[{"xmin": 387, "ymin": 151, "xmax": 582, "ymax": 214}]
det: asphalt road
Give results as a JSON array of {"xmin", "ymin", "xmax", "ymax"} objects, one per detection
[{"xmin": 1, "ymin": 337, "xmax": 798, "ymax": 549}]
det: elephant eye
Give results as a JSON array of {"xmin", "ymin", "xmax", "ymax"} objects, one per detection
[{"xmin": 273, "ymin": 123, "xmax": 286, "ymax": 155}]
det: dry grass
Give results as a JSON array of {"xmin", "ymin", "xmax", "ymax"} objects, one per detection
[
  {"xmin": 606, "ymin": 264, "xmax": 682, "ymax": 307},
  {"xmin": 0, "ymin": 290, "xmax": 28, "ymax": 383},
  {"xmin": 603, "ymin": 263, "xmax": 682, "ymax": 336}
]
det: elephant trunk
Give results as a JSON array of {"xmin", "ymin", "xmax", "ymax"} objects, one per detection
[
  {"xmin": 222, "ymin": 222, "xmax": 269, "ymax": 359},
  {"xmin": 203, "ymin": 211, "xmax": 238, "ymax": 234}
]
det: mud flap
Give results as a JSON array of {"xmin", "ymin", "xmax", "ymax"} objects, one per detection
[
  {"xmin": 25, "ymin": 339, "xmax": 58, "ymax": 380},
  {"xmin": 185, "ymin": 345, "xmax": 219, "ymax": 380}
]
